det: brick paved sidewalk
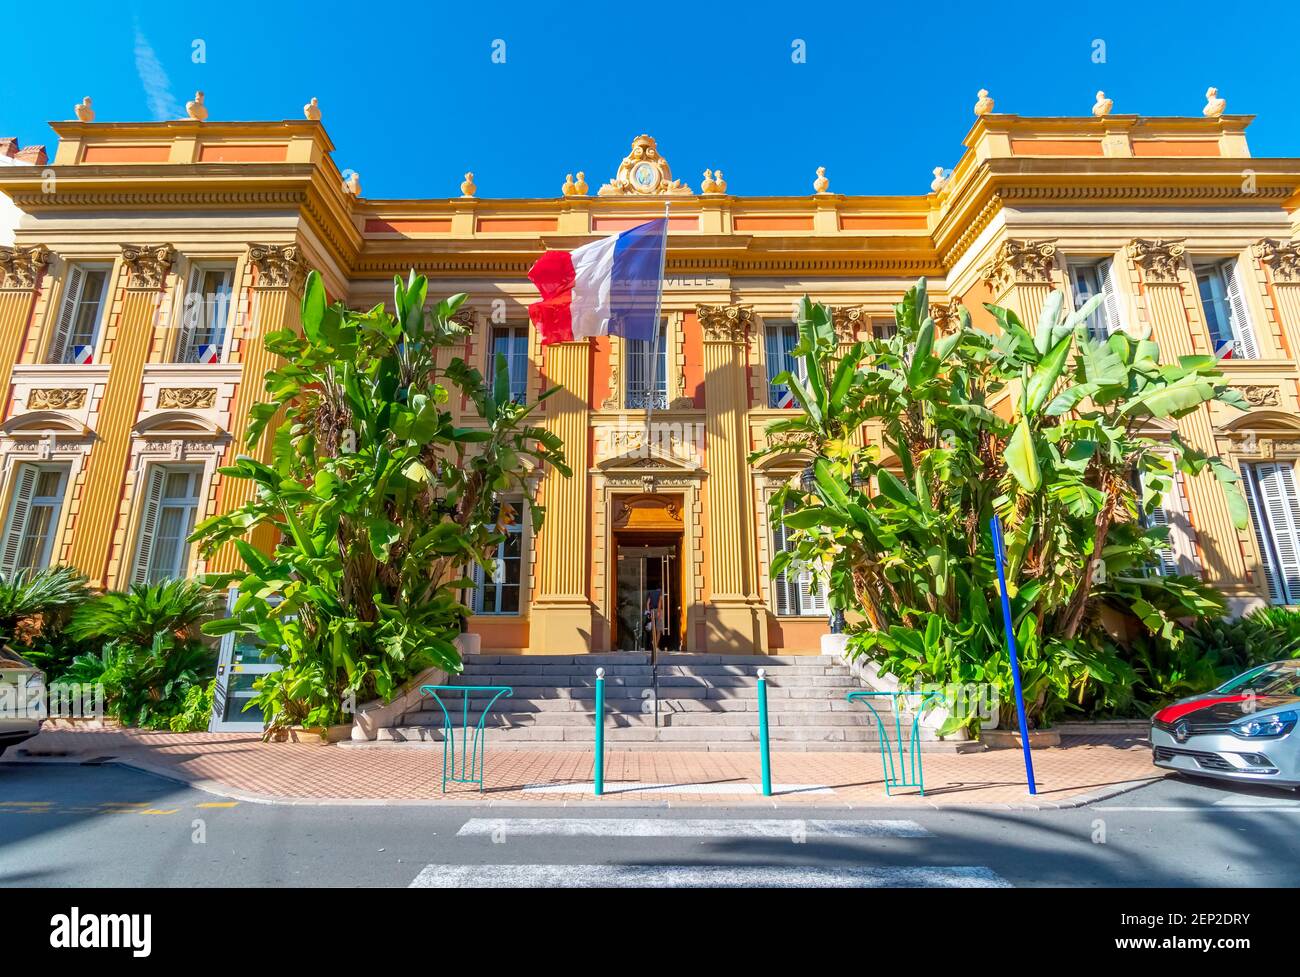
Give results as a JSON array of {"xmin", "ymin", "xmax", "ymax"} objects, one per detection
[{"xmin": 4, "ymin": 726, "xmax": 1160, "ymax": 809}]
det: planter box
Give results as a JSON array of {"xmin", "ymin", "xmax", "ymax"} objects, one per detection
[
  {"xmin": 269, "ymin": 724, "xmax": 352, "ymax": 745},
  {"xmin": 979, "ymin": 728, "xmax": 1061, "ymax": 750}
]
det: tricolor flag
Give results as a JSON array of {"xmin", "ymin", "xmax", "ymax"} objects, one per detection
[
  {"xmin": 528, "ymin": 218, "xmax": 667, "ymax": 345},
  {"xmin": 197, "ymin": 343, "xmax": 220, "ymax": 364},
  {"xmin": 1214, "ymin": 338, "xmax": 1237, "ymax": 360},
  {"xmin": 71, "ymin": 344, "xmax": 93, "ymax": 365},
  {"xmin": 775, "ymin": 386, "xmax": 796, "ymax": 409}
]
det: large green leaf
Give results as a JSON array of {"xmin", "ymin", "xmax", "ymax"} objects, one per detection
[{"xmin": 1004, "ymin": 418, "xmax": 1041, "ymax": 491}]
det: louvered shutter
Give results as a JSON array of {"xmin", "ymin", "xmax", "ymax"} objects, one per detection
[
  {"xmin": 49, "ymin": 265, "xmax": 84, "ymax": 364},
  {"xmin": 1144, "ymin": 500, "xmax": 1180, "ymax": 577},
  {"xmin": 799, "ymin": 565, "xmax": 828, "ymax": 615},
  {"xmin": 771, "ymin": 515, "xmax": 795, "ymax": 615},
  {"xmin": 1243, "ymin": 465, "xmax": 1283, "ymax": 603},
  {"xmin": 131, "ymin": 467, "xmax": 168, "ymax": 585},
  {"xmin": 1255, "ymin": 463, "xmax": 1300, "ymax": 604},
  {"xmin": 1100, "ymin": 259, "xmax": 1124, "ymax": 336},
  {"xmin": 1223, "ymin": 262, "xmax": 1259, "ymax": 359},
  {"xmin": 0, "ymin": 465, "xmax": 39, "ymax": 578},
  {"xmin": 176, "ymin": 265, "xmax": 204, "ymax": 362}
]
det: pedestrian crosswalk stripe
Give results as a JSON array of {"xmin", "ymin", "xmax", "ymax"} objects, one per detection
[
  {"xmin": 520, "ymin": 782, "xmax": 833, "ymax": 795},
  {"xmin": 410, "ymin": 864, "xmax": 1011, "ymax": 888},
  {"xmin": 457, "ymin": 818, "xmax": 931, "ymax": 839}
]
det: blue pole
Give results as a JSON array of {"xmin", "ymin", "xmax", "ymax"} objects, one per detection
[
  {"xmin": 593, "ymin": 667, "xmax": 605, "ymax": 796},
  {"xmin": 989, "ymin": 515, "xmax": 1037, "ymax": 795},
  {"xmin": 757, "ymin": 667, "xmax": 772, "ymax": 796}
]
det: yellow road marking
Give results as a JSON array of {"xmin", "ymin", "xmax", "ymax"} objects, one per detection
[
  {"xmin": 195, "ymin": 801, "xmax": 238, "ymax": 809},
  {"xmin": 0, "ymin": 801, "xmax": 52, "ymax": 806},
  {"xmin": 139, "ymin": 808, "xmax": 180, "ymax": 815}
]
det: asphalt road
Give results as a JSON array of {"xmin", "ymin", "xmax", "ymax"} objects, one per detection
[{"xmin": 1, "ymin": 761, "xmax": 1298, "ymax": 887}]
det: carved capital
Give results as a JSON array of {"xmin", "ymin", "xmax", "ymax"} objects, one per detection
[
  {"xmin": 981, "ymin": 239, "xmax": 1057, "ymax": 292},
  {"xmin": 449, "ymin": 307, "xmax": 478, "ymax": 331},
  {"xmin": 0, "ymin": 245, "xmax": 49, "ymax": 291},
  {"xmin": 696, "ymin": 304, "xmax": 753, "ymax": 344},
  {"xmin": 248, "ymin": 243, "xmax": 307, "ymax": 291},
  {"xmin": 158, "ymin": 387, "xmax": 217, "ymax": 410},
  {"xmin": 929, "ymin": 299, "xmax": 964, "ymax": 333},
  {"xmin": 27, "ymin": 387, "xmax": 87, "ymax": 410},
  {"xmin": 1253, "ymin": 238, "xmax": 1300, "ymax": 285},
  {"xmin": 120, "ymin": 244, "xmax": 175, "ymax": 291},
  {"xmin": 830, "ymin": 305, "xmax": 870, "ymax": 341},
  {"xmin": 1127, "ymin": 238, "xmax": 1187, "ymax": 285}
]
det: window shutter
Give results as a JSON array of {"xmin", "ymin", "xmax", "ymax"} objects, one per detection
[
  {"xmin": 626, "ymin": 338, "xmax": 644, "ymax": 404},
  {"xmin": 469, "ymin": 559, "xmax": 486, "ymax": 613},
  {"xmin": 1100, "ymin": 259, "xmax": 1124, "ymax": 336},
  {"xmin": 1243, "ymin": 465, "xmax": 1283, "ymax": 603},
  {"xmin": 49, "ymin": 266, "xmax": 84, "ymax": 364},
  {"xmin": 176, "ymin": 265, "xmax": 204, "ymax": 362},
  {"xmin": 799, "ymin": 565, "xmax": 828, "ymax": 616},
  {"xmin": 1144, "ymin": 499, "xmax": 1180, "ymax": 577},
  {"xmin": 1223, "ymin": 262, "xmax": 1259, "ymax": 359},
  {"xmin": 771, "ymin": 515, "xmax": 794, "ymax": 615},
  {"xmin": 131, "ymin": 467, "xmax": 168, "ymax": 586},
  {"xmin": 0, "ymin": 465, "xmax": 40, "ymax": 579},
  {"xmin": 1257, "ymin": 463, "xmax": 1300, "ymax": 604}
]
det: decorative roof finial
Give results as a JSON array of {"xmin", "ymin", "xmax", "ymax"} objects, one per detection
[
  {"xmin": 700, "ymin": 169, "xmax": 718, "ymax": 194},
  {"xmin": 343, "ymin": 172, "xmax": 361, "ymax": 196},
  {"xmin": 930, "ymin": 166, "xmax": 948, "ymax": 193},
  {"xmin": 813, "ymin": 166, "xmax": 829, "ymax": 194},
  {"xmin": 1203, "ymin": 86, "xmax": 1226, "ymax": 118},
  {"xmin": 974, "ymin": 88, "xmax": 994, "ymax": 116},
  {"xmin": 1092, "ymin": 91, "xmax": 1113, "ymax": 117},
  {"xmin": 574, "ymin": 171, "xmax": 588, "ymax": 195},
  {"xmin": 186, "ymin": 91, "xmax": 208, "ymax": 122},
  {"xmin": 304, "ymin": 97, "xmax": 321, "ymax": 121},
  {"xmin": 74, "ymin": 96, "xmax": 95, "ymax": 122},
  {"xmin": 562, "ymin": 174, "xmax": 576, "ymax": 196},
  {"xmin": 460, "ymin": 172, "xmax": 476, "ymax": 197},
  {"xmin": 713, "ymin": 169, "xmax": 726, "ymax": 193}
]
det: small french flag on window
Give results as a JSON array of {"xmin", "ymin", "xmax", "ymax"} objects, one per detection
[
  {"xmin": 775, "ymin": 387, "xmax": 796, "ymax": 409},
  {"xmin": 71, "ymin": 344, "xmax": 93, "ymax": 365},
  {"xmin": 1214, "ymin": 339, "xmax": 1236, "ymax": 360},
  {"xmin": 197, "ymin": 344, "xmax": 219, "ymax": 364}
]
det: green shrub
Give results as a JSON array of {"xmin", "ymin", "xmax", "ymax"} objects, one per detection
[{"xmin": 169, "ymin": 681, "xmax": 215, "ymax": 732}]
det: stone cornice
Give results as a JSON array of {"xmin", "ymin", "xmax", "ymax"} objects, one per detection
[
  {"xmin": 120, "ymin": 244, "xmax": 175, "ymax": 291},
  {"xmin": 1127, "ymin": 238, "xmax": 1187, "ymax": 285},
  {"xmin": 697, "ymin": 304, "xmax": 754, "ymax": 344},
  {"xmin": 1254, "ymin": 238, "xmax": 1300, "ymax": 284},
  {"xmin": 0, "ymin": 245, "xmax": 50, "ymax": 291}
]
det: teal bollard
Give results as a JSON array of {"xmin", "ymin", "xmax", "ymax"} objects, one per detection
[
  {"xmin": 594, "ymin": 667, "xmax": 605, "ymax": 796},
  {"xmin": 757, "ymin": 667, "xmax": 772, "ymax": 796}
]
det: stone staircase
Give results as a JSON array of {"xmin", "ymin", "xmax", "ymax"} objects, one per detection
[{"xmin": 376, "ymin": 653, "xmax": 948, "ymax": 752}]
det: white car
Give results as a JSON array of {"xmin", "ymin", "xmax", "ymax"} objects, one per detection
[
  {"xmin": 0, "ymin": 645, "xmax": 44, "ymax": 757},
  {"xmin": 1151, "ymin": 660, "xmax": 1300, "ymax": 789}
]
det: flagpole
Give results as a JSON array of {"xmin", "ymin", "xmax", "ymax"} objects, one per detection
[{"xmin": 643, "ymin": 200, "xmax": 670, "ymax": 440}]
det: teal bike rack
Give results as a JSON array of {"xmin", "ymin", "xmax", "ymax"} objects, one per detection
[
  {"xmin": 419, "ymin": 684, "xmax": 512, "ymax": 793},
  {"xmin": 845, "ymin": 689, "xmax": 944, "ymax": 796}
]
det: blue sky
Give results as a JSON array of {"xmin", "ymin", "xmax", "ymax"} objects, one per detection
[{"xmin": 2, "ymin": 0, "xmax": 1295, "ymax": 199}]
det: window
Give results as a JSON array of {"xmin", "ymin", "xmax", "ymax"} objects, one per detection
[
  {"xmin": 625, "ymin": 327, "xmax": 667, "ymax": 409},
  {"xmin": 132, "ymin": 467, "xmax": 203, "ymax": 584},
  {"xmin": 0, "ymin": 464, "xmax": 69, "ymax": 577},
  {"xmin": 1196, "ymin": 260, "xmax": 1259, "ymax": 359},
  {"xmin": 1136, "ymin": 469, "xmax": 1187, "ymax": 578},
  {"xmin": 871, "ymin": 317, "xmax": 897, "ymax": 342},
  {"xmin": 1242, "ymin": 462, "xmax": 1300, "ymax": 605},
  {"xmin": 176, "ymin": 264, "xmax": 234, "ymax": 363},
  {"xmin": 48, "ymin": 264, "xmax": 110, "ymax": 363},
  {"xmin": 471, "ymin": 502, "xmax": 523, "ymax": 614},
  {"xmin": 1069, "ymin": 258, "xmax": 1125, "ymax": 342},
  {"xmin": 771, "ymin": 502, "xmax": 828, "ymax": 617},
  {"xmin": 487, "ymin": 325, "xmax": 529, "ymax": 404},
  {"xmin": 765, "ymin": 323, "xmax": 805, "ymax": 408}
]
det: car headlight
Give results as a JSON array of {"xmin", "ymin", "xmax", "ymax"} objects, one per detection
[{"xmin": 1231, "ymin": 710, "xmax": 1297, "ymax": 739}]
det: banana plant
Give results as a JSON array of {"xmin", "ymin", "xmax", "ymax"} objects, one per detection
[
  {"xmin": 755, "ymin": 279, "xmax": 1246, "ymax": 730},
  {"xmin": 194, "ymin": 270, "xmax": 570, "ymax": 731}
]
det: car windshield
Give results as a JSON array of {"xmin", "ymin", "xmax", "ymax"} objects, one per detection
[{"xmin": 1216, "ymin": 663, "xmax": 1300, "ymax": 697}]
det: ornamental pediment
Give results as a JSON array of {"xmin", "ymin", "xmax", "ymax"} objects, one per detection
[{"xmin": 597, "ymin": 135, "xmax": 693, "ymax": 196}]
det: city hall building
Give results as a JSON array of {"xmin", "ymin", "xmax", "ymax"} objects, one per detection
[{"xmin": 1, "ymin": 99, "xmax": 1299, "ymax": 658}]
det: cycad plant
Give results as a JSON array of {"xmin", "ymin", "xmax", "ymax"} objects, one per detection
[
  {"xmin": 0, "ymin": 565, "xmax": 90, "ymax": 645},
  {"xmin": 63, "ymin": 580, "xmax": 221, "ymax": 728},
  {"xmin": 754, "ymin": 280, "xmax": 1247, "ymax": 729}
]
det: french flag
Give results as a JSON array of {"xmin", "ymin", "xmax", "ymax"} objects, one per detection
[{"xmin": 528, "ymin": 219, "xmax": 667, "ymax": 345}]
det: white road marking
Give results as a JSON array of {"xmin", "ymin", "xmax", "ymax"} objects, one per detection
[
  {"xmin": 520, "ymin": 782, "xmax": 833, "ymax": 795},
  {"xmin": 1213, "ymin": 794, "xmax": 1300, "ymax": 807},
  {"xmin": 1095, "ymin": 805, "xmax": 1300, "ymax": 812},
  {"xmin": 410, "ymin": 864, "xmax": 1010, "ymax": 888},
  {"xmin": 456, "ymin": 818, "xmax": 930, "ymax": 839}
]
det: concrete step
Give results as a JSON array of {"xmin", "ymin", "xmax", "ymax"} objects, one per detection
[{"xmin": 400, "ymin": 708, "xmax": 883, "ymax": 729}]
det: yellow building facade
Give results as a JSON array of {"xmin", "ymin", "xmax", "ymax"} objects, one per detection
[{"xmin": 1, "ymin": 106, "xmax": 1299, "ymax": 656}]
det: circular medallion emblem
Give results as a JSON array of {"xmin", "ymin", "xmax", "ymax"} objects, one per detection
[
  {"xmin": 631, "ymin": 161, "xmax": 659, "ymax": 192},
  {"xmin": 1174, "ymin": 720, "xmax": 1190, "ymax": 743}
]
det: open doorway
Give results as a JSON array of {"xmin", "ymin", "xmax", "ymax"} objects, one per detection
[{"xmin": 613, "ymin": 532, "xmax": 683, "ymax": 656}]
